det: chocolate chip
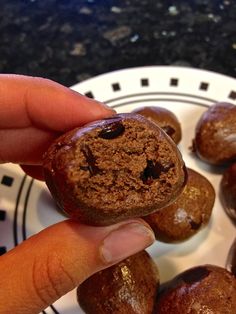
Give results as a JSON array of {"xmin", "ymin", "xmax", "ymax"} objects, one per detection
[
  {"xmin": 140, "ymin": 160, "xmax": 174, "ymax": 184},
  {"xmin": 188, "ymin": 217, "xmax": 202, "ymax": 230},
  {"xmin": 81, "ymin": 145, "xmax": 100, "ymax": 176},
  {"xmin": 98, "ymin": 122, "xmax": 125, "ymax": 139},
  {"xmin": 162, "ymin": 125, "xmax": 175, "ymax": 137},
  {"xmin": 181, "ymin": 267, "xmax": 210, "ymax": 284}
]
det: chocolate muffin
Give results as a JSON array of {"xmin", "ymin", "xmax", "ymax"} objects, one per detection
[
  {"xmin": 220, "ymin": 162, "xmax": 236, "ymax": 222},
  {"xmin": 77, "ymin": 251, "xmax": 160, "ymax": 314},
  {"xmin": 43, "ymin": 113, "xmax": 186, "ymax": 226},
  {"xmin": 144, "ymin": 168, "xmax": 215, "ymax": 243},
  {"xmin": 133, "ymin": 106, "xmax": 182, "ymax": 144},
  {"xmin": 154, "ymin": 264, "xmax": 236, "ymax": 314},
  {"xmin": 192, "ymin": 102, "xmax": 236, "ymax": 165}
]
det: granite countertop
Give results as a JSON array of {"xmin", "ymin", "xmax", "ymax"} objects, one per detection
[{"xmin": 0, "ymin": 0, "xmax": 235, "ymax": 86}]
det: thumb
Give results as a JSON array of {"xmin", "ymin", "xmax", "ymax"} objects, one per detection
[{"xmin": 0, "ymin": 219, "xmax": 154, "ymax": 314}]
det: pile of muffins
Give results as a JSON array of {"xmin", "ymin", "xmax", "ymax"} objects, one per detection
[{"xmin": 43, "ymin": 102, "xmax": 236, "ymax": 313}]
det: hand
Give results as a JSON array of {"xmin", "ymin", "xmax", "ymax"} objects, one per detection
[{"xmin": 0, "ymin": 75, "xmax": 155, "ymax": 314}]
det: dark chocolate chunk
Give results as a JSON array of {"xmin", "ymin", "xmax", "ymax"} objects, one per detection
[
  {"xmin": 98, "ymin": 121, "xmax": 125, "ymax": 139},
  {"xmin": 141, "ymin": 160, "xmax": 174, "ymax": 184},
  {"xmin": 81, "ymin": 145, "xmax": 100, "ymax": 176}
]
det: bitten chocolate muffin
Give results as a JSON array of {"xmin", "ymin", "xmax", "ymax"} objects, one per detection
[
  {"xmin": 192, "ymin": 102, "xmax": 236, "ymax": 165},
  {"xmin": 154, "ymin": 264, "xmax": 236, "ymax": 314},
  {"xmin": 144, "ymin": 168, "xmax": 215, "ymax": 243},
  {"xmin": 43, "ymin": 113, "xmax": 186, "ymax": 226},
  {"xmin": 220, "ymin": 162, "xmax": 236, "ymax": 222},
  {"xmin": 77, "ymin": 251, "xmax": 160, "ymax": 314},
  {"xmin": 133, "ymin": 106, "xmax": 182, "ymax": 144}
]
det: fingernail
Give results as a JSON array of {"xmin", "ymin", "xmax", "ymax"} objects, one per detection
[
  {"xmin": 100, "ymin": 222, "xmax": 155, "ymax": 264},
  {"xmin": 72, "ymin": 89, "xmax": 116, "ymax": 114},
  {"xmin": 87, "ymin": 97, "xmax": 116, "ymax": 114},
  {"xmin": 94, "ymin": 100, "xmax": 116, "ymax": 113}
]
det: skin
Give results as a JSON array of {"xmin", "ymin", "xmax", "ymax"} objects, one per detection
[{"xmin": 0, "ymin": 75, "xmax": 155, "ymax": 314}]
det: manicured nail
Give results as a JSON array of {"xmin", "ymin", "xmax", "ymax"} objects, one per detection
[{"xmin": 100, "ymin": 222, "xmax": 155, "ymax": 264}]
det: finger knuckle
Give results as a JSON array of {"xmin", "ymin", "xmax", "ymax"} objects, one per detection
[{"xmin": 31, "ymin": 251, "xmax": 75, "ymax": 306}]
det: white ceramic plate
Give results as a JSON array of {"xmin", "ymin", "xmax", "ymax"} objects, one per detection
[{"xmin": 0, "ymin": 66, "xmax": 235, "ymax": 314}]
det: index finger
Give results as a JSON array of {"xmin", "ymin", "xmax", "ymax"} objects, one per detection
[{"xmin": 0, "ymin": 74, "xmax": 114, "ymax": 131}]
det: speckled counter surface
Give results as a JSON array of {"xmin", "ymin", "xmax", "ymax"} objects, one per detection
[{"xmin": 0, "ymin": 0, "xmax": 235, "ymax": 86}]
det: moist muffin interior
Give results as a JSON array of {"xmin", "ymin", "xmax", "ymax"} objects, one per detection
[{"xmin": 54, "ymin": 118, "xmax": 182, "ymax": 213}]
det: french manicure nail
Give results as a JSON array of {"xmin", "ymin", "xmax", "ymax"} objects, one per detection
[{"xmin": 100, "ymin": 222, "xmax": 155, "ymax": 264}]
